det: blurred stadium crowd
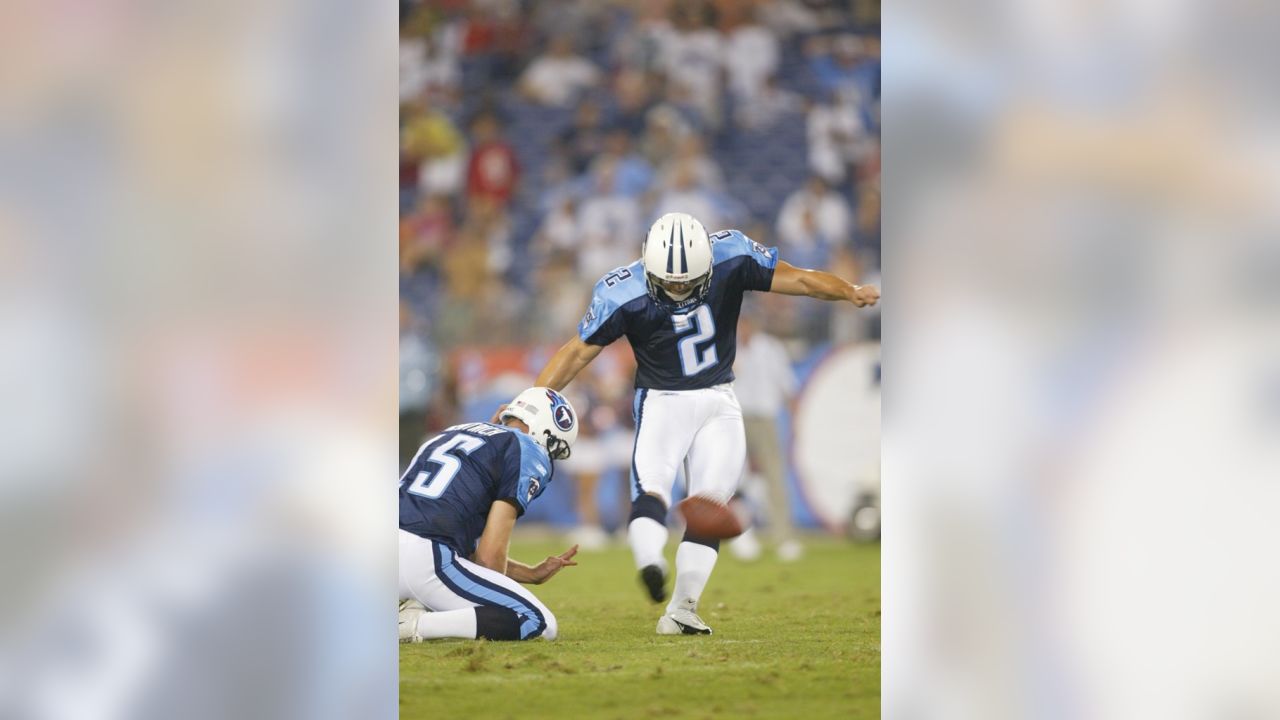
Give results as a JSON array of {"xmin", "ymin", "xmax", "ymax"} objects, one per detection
[{"xmin": 399, "ymin": 0, "xmax": 881, "ymax": 536}]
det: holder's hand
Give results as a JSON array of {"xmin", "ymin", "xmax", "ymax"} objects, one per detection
[{"xmin": 531, "ymin": 545, "xmax": 579, "ymax": 584}]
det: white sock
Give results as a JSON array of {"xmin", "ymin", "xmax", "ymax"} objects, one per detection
[
  {"xmin": 628, "ymin": 517, "xmax": 669, "ymax": 571},
  {"xmin": 415, "ymin": 608, "xmax": 478, "ymax": 640},
  {"xmin": 667, "ymin": 542, "xmax": 718, "ymax": 613}
]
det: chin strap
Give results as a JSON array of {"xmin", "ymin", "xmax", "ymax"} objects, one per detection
[{"xmin": 544, "ymin": 431, "xmax": 571, "ymax": 460}]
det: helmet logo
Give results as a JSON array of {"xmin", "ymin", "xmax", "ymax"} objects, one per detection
[
  {"xmin": 545, "ymin": 389, "xmax": 575, "ymax": 431},
  {"xmin": 554, "ymin": 405, "xmax": 574, "ymax": 431}
]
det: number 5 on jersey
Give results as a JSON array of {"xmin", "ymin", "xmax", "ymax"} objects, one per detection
[
  {"xmin": 673, "ymin": 304, "xmax": 717, "ymax": 376},
  {"xmin": 403, "ymin": 435, "xmax": 485, "ymax": 498}
]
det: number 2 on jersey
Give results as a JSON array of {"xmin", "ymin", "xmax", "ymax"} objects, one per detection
[
  {"xmin": 404, "ymin": 435, "xmax": 485, "ymax": 498},
  {"xmin": 603, "ymin": 267, "xmax": 632, "ymax": 287},
  {"xmin": 673, "ymin": 304, "xmax": 717, "ymax": 376}
]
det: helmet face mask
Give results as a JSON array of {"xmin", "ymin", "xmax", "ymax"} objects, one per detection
[
  {"xmin": 642, "ymin": 212, "xmax": 714, "ymax": 312},
  {"xmin": 498, "ymin": 387, "xmax": 578, "ymax": 460},
  {"xmin": 646, "ymin": 272, "xmax": 711, "ymax": 308}
]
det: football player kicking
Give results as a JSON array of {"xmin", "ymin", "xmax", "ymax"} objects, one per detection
[
  {"xmin": 535, "ymin": 212, "xmax": 879, "ymax": 635},
  {"xmin": 399, "ymin": 387, "xmax": 580, "ymax": 642}
]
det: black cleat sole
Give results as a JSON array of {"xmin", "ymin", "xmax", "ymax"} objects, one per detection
[
  {"xmin": 640, "ymin": 564, "xmax": 667, "ymax": 603},
  {"xmin": 673, "ymin": 620, "xmax": 712, "ymax": 635}
]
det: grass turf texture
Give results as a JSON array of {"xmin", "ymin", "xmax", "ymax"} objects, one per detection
[{"xmin": 400, "ymin": 536, "xmax": 879, "ymax": 719}]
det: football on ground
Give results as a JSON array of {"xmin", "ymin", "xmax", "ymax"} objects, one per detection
[
  {"xmin": 676, "ymin": 495, "xmax": 745, "ymax": 539},
  {"xmin": 400, "ymin": 537, "xmax": 880, "ymax": 720}
]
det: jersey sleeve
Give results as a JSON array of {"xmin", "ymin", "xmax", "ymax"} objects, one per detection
[
  {"xmin": 577, "ymin": 267, "xmax": 646, "ymax": 345},
  {"xmin": 496, "ymin": 432, "xmax": 554, "ymax": 516},
  {"xmin": 711, "ymin": 229, "xmax": 778, "ymax": 292}
]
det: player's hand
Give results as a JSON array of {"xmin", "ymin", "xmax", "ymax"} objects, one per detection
[
  {"xmin": 489, "ymin": 404, "xmax": 509, "ymax": 424},
  {"xmin": 849, "ymin": 284, "xmax": 880, "ymax": 307},
  {"xmin": 532, "ymin": 544, "xmax": 579, "ymax": 584}
]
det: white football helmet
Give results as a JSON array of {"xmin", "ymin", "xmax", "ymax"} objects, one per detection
[
  {"xmin": 499, "ymin": 387, "xmax": 578, "ymax": 460},
  {"xmin": 642, "ymin": 212, "xmax": 714, "ymax": 309}
]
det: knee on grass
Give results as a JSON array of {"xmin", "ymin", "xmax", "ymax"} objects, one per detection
[
  {"xmin": 474, "ymin": 606, "xmax": 557, "ymax": 641},
  {"xmin": 540, "ymin": 610, "xmax": 558, "ymax": 641}
]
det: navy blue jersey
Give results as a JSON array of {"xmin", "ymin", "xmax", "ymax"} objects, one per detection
[
  {"xmin": 577, "ymin": 229, "xmax": 778, "ymax": 390},
  {"xmin": 399, "ymin": 422, "xmax": 553, "ymax": 556}
]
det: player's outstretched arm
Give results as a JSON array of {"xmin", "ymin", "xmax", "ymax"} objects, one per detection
[
  {"xmin": 769, "ymin": 260, "xmax": 880, "ymax": 307},
  {"xmin": 505, "ymin": 545, "xmax": 579, "ymax": 585},
  {"xmin": 535, "ymin": 336, "xmax": 604, "ymax": 391}
]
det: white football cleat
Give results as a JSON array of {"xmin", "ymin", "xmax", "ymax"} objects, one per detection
[
  {"xmin": 656, "ymin": 598, "xmax": 712, "ymax": 635},
  {"xmin": 399, "ymin": 599, "xmax": 426, "ymax": 643}
]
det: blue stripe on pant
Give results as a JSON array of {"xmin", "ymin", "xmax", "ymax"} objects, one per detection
[
  {"xmin": 630, "ymin": 388, "xmax": 649, "ymax": 500},
  {"xmin": 432, "ymin": 544, "xmax": 547, "ymax": 640}
]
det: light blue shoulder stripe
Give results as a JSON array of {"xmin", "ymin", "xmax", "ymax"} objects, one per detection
[
  {"xmin": 577, "ymin": 260, "xmax": 647, "ymax": 340},
  {"xmin": 514, "ymin": 432, "xmax": 552, "ymax": 509},
  {"xmin": 711, "ymin": 229, "xmax": 778, "ymax": 269}
]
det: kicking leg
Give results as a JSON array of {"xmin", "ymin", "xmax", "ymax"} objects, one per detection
[{"xmin": 626, "ymin": 388, "xmax": 694, "ymax": 602}]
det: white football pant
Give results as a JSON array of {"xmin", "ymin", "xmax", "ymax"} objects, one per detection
[
  {"xmin": 398, "ymin": 530, "xmax": 557, "ymax": 641},
  {"xmin": 630, "ymin": 383, "xmax": 747, "ymax": 507}
]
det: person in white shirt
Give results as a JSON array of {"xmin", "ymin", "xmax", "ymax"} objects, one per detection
[
  {"xmin": 659, "ymin": 6, "xmax": 726, "ymax": 128},
  {"xmin": 575, "ymin": 160, "xmax": 643, "ymax": 282},
  {"xmin": 650, "ymin": 160, "xmax": 724, "ymax": 231},
  {"xmin": 722, "ymin": 13, "xmax": 780, "ymax": 104},
  {"xmin": 518, "ymin": 36, "xmax": 601, "ymax": 107},
  {"xmin": 731, "ymin": 311, "xmax": 802, "ymax": 561},
  {"xmin": 399, "ymin": 34, "xmax": 459, "ymax": 104},
  {"xmin": 776, "ymin": 176, "xmax": 853, "ymax": 269},
  {"xmin": 806, "ymin": 93, "xmax": 875, "ymax": 185}
]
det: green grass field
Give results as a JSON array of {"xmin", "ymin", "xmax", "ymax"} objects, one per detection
[{"xmin": 400, "ymin": 535, "xmax": 880, "ymax": 719}]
